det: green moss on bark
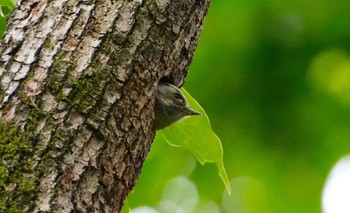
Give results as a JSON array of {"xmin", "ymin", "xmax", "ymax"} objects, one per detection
[{"xmin": 0, "ymin": 122, "xmax": 37, "ymax": 212}]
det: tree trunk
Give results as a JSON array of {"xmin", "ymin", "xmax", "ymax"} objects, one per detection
[{"xmin": 0, "ymin": 0, "xmax": 210, "ymax": 212}]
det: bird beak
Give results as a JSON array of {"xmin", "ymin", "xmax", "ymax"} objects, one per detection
[{"xmin": 185, "ymin": 107, "xmax": 201, "ymax": 116}]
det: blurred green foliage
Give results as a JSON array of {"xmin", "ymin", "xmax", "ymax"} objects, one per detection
[
  {"xmin": 2, "ymin": 0, "xmax": 350, "ymax": 212},
  {"xmin": 130, "ymin": 0, "xmax": 350, "ymax": 212}
]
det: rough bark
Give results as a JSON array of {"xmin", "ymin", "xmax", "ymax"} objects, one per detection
[{"xmin": 0, "ymin": 0, "xmax": 210, "ymax": 212}]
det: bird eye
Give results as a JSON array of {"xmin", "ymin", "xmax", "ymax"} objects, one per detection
[{"xmin": 174, "ymin": 93, "xmax": 182, "ymax": 100}]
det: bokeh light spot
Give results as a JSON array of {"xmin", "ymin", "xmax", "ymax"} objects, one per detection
[
  {"xmin": 322, "ymin": 155, "xmax": 350, "ymax": 213},
  {"xmin": 222, "ymin": 177, "xmax": 268, "ymax": 213},
  {"xmin": 308, "ymin": 49, "xmax": 350, "ymax": 103},
  {"xmin": 157, "ymin": 176, "xmax": 198, "ymax": 213}
]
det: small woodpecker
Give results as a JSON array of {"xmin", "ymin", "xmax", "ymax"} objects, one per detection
[{"xmin": 154, "ymin": 83, "xmax": 201, "ymax": 130}]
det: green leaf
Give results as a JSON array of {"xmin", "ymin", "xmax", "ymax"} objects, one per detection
[
  {"xmin": 0, "ymin": 0, "xmax": 15, "ymax": 18},
  {"xmin": 158, "ymin": 88, "xmax": 231, "ymax": 195},
  {"xmin": 0, "ymin": 0, "xmax": 16, "ymax": 8},
  {"xmin": 0, "ymin": 1, "xmax": 14, "ymax": 37},
  {"xmin": 120, "ymin": 200, "xmax": 130, "ymax": 213}
]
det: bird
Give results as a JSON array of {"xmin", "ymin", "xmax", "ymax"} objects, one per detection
[{"xmin": 154, "ymin": 82, "xmax": 201, "ymax": 130}]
